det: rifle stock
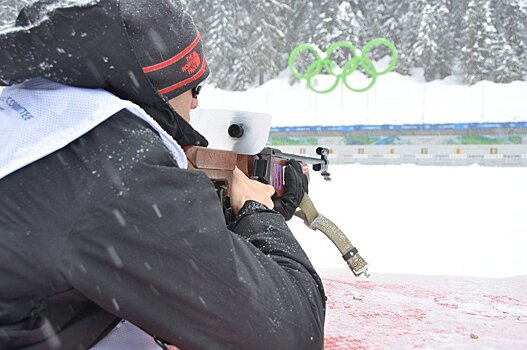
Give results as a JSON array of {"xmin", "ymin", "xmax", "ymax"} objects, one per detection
[{"xmin": 184, "ymin": 145, "xmax": 330, "ymax": 197}]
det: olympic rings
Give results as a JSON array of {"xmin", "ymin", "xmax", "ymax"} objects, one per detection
[{"xmin": 288, "ymin": 38, "xmax": 398, "ymax": 93}]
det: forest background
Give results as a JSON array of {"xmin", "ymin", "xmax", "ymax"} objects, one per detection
[{"xmin": 1, "ymin": 0, "xmax": 526, "ymax": 90}]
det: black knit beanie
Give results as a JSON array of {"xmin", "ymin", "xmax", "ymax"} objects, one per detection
[
  {"xmin": 0, "ymin": 0, "xmax": 210, "ymax": 146},
  {"xmin": 121, "ymin": 0, "xmax": 209, "ymax": 99},
  {"xmin": 1, "ymin": 0, "xmax": 208, "ymax": 100}
]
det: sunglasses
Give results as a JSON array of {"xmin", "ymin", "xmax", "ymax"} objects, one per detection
[{"xmin": 192, "ymin": 81, "xmax": 205, "ymax": 98}]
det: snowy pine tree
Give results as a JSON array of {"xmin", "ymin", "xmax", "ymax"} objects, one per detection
[
  {"xmin": 375, "ymin": 0, "xmax": 417, "ymax": 75},
  {"xmin": 188, "ymin": 0, "xmax": 289, "ymax": 90},
  {"xmin": 309, "ymin": 0, "xmax": 342, "ymax": 51},
  {"xmin": 242, "ymin": 0, "xmax": 291, "ymax": 86},
  {"xmin": 187, "ymin": 0, "xmax": 252, "ymax": 89},
  {"xmin": 391, "ymin": 0, "xmax": 426, "ymax": 76},
  {"xmin": 491, "ymin": 0, "xmax": 527, "ymax": 82},
  {"xmin": 281, "ymin": 1, "xmax": 317, "ymax": 85},
  {"xmin": 459, "ymin": 0, "xmax": 501, "ymax": 84},
  {"xmin": 380, "ymin": 0, "xmax": 408, "ymax": 48},
  {"xmin": 413, "ymin": 0, "xmax": 453, "ymax": 81},
  {"xmin": 336, "ymin": 1, "xmax": 365, "ymax": 47},
  {"xmin": 359, "ymin": 0, "xmax": 395, "ymax": 62},
  {"xmin": 448, "ymin": 0, "xmax": 466, "ymax": 77},
  {"xmin": 283, "ymin": 1, "xmax": 314, "ymax": 49},
  {"xmin": 459, "ymin": 0, "xmax": 525, "ymax": 84}
]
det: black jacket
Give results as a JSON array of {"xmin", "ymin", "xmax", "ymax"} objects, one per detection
[
  {"xmin": 0, "ymin": 1, "xmax": 325, "ymax": 348},
  {"xmin": 0, "ymin": 109, "xmax": 326, "ymax": 349}
]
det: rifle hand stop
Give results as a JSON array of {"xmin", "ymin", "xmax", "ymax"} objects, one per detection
[{"xmin": 295, "ymin": 193, "xmax": 370, "ymax": 278}]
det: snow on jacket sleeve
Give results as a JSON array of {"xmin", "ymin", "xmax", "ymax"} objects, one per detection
[{"xmin": 60, "ymin": 111, "xmax": 326, "ymax": 350}]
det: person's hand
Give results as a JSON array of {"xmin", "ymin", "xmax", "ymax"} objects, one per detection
[
  {"xmin": 230, "ymin": 167, "xmax": 275, "ymax": 215},
  {"xmin": 272, "ymin": 159, "xmax": 309, "ymax": 220}
]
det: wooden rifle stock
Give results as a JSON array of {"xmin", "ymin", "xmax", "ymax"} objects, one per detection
[
  {"xmin": 184, "ymin": 145, "xmax": 330, "ymax": 198},
  {"xmin": 184, "ymin": 146, "xmax": 252, "ymax": 197}
]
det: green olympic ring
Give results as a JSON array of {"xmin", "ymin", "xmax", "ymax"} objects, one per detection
[{"xmin": 288, "ymin": 38, "xmax": 398, "ymax": 93}]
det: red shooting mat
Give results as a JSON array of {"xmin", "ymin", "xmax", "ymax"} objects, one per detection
[{"xmin": 321, "ymin": 269, "xmax": 527, "ymax": 349}]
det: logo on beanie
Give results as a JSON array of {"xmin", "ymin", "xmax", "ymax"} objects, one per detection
[{"xmin": 182, "ymin": 51, "xmax": 201, "ymax": 74}]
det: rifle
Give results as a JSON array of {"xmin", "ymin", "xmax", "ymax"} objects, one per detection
[{"xmin": 184, "ymin": 145, "xmax": 370, "ymax": 278}]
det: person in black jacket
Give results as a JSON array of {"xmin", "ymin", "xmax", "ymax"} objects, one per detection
[{"xmin": 0, "ymin": 0, "xmax": 326, "ymax": 349}]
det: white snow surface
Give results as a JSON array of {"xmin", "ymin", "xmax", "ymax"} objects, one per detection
[{"xmin": 291, "ymin": 164, "xmax": 527, "ymax": 279}]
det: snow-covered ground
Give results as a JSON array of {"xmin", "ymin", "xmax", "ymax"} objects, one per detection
[
  {"xmin": 198, "ymin": 71, "xmax": 527, "ymax": 279},
  {"xmin": 291, "ymin": 163, "xmax": 527, "ymax": 278}
]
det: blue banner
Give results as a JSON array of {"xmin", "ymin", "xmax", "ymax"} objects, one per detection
[{"xmin": 270, "ymin": 121, "xmax": 527, "ymax": 134}]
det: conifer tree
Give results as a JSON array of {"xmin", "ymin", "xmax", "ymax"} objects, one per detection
[
  {"xmin": 392, "ymin": 0, "xmax": 426, "ymax": 75},
  {"xmin": 378, "ymin": 0, "xmax": 414, "ymax": 75},
  {"xmin": 492, "ymin": 0, "xmax": 527, "ymax": 82},
  {"xmin": 413, "ymin": 0, "xmax": 453, "ymax": 81},
  {"xmin": 309, "ymin": 0, "xmax": 341, "ymax": 51},
  {"xmin": 243, "ymin": 0, "xmax": 291, "ymax": 86},
  {"xmin": 187, "ymin": 0, "xmax": 251, "ymax": 89},
  {"xmin": 459, "ymin": 0, "xmax": 500, "ymax": 84},
  {"xmin": 188, "ymin": 0, "xmax": 290, "ymax": 89},
  {"xmin": 336, "ymin": 0, "xmax": 365, "ymax": 47},
  {"xmin": 460, "ymin": 0, "xmax": 525, "ymax": 84},
  {"xmin": 380, "ymin": 0, "xmax": 408, "ymax": 47},
  {"xmin": 283, "ymin": 1, "xmax": 314, "ymax": 50},
  {"xmin": 359, "ymin": 0, "xmax": 384, "ymax": 60}
]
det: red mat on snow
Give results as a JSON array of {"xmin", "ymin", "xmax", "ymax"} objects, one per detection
[{"xmin": 321, "ymin": 269, "xmax": 527, "ymax": 349}]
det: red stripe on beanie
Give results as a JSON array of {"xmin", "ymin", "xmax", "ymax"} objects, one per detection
[
  {"xmin": 158, "ymin": 57, "xmax": 207, "ymax": 95},
  {"xmin": 142, "ymin": 32, "xmax": 201, "ymax": 73}
]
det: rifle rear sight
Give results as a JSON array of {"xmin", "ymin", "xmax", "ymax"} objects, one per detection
[{"xmin": 253, "ymin": 147, "xmax": 331, "ymax": 186}]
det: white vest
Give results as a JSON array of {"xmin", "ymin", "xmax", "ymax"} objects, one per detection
[{"xmin": 0, "ymin": 78, "xmax": 187, "ymax": 181}]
